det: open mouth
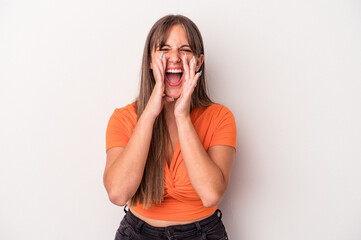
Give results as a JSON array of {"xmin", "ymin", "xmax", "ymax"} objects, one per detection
[{"xmin": 165, "ymin": 68, "xmax": 183, "ymax": 87}]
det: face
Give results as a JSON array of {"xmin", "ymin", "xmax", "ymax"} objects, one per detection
[{"xmin": 150, "ymin": 24, "xmax": 204, "ymax": 99}]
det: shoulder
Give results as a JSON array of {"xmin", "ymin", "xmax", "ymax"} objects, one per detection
[
  {"xmin": 111, "ymin": 102, "xmax": 137, "ymax": 121},
  {"xmin": 113, "ymin": 102, "xmax": 137, "ymax": 115},
  {"xmin": 106, "ymin": 102, "xmax": 137, "ymax": 151},
  {"xmin": 196, "ymin": 104, "xmax": 235, "ymax": 121},
  {"xmin": 205, "ymin": 104, "xmax": 234, "ymax": 114},
  {"xmin": 107, "ymin": 102, "xmax": 138, "ymax": 130},
  {"xmin": 192, "ymin": 104, "xmax": 236, "ymax": 130},
  {"xmin": 194, "ymin": 104, "xmax": 237, "ymax": 149}
]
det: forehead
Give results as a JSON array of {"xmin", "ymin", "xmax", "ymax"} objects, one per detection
[
  {"xmin": 165, "ymin": 25, "xmax": 188, "ymax": 45},
  {"xmin": 154, "ymin": 24, "xmax": 189, "ymax": 50}
]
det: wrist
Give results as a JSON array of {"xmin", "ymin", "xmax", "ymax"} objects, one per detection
[
  {"xmin": 153, "ymin": 83, "xmax": 164, "ymax": 95},
  {"xmin": 175, "ymin": 114, "xmax": 192, "ymax": 126},
  {"xmin": 141, "ymin": 107, "xmax": 158, "ymax": 122}
]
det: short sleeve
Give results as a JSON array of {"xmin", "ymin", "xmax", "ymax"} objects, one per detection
[
  {"xmin": 105, "ymin": 105, "xmax": 137, "ymax": 152},
  {"xmin": 209, "ymin": 106, "xmax": 237, "ymax": 151}
]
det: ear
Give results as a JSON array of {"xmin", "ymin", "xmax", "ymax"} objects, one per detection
[{"xmin": 196, "ymin": 54, "xmax": 204, "ymax": 72}]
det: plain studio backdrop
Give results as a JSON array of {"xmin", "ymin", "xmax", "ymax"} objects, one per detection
[{"xmin": 1, "ymin": 0, "xmax": 360, "ymax": 239}]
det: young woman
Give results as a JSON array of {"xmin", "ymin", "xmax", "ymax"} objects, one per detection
[{"xmin": 104, "ymin": 14, "xmax": 236, "ymax": 240}]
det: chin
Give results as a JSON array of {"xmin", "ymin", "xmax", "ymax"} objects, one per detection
[{"xmin": 165, "ymin": 88, "xmax": 181, "ymax": 99}]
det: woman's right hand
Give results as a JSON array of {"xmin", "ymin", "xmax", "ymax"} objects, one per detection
[{"xmin": 145, "ymin": 53, "xmax": 172, "ymax": 119}]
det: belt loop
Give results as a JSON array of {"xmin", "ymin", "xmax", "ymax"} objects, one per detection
[
  {"xmin": 135, "ymin": 220, "xmax": 144, "ymax": 233},
  {"xmin": 216, "ymin": 209, "xmax": 222, "ymax": 220},
  {"xmin": 195, "ymin": 222, "xmax": 202, "ymax": 236},
  {"xmin": 123, "ymin": 204, "xmax": 128, "ymax": 214},
  {"xmin": 165, "ymin": 227, "xmax": 176, "ymax": 240}
]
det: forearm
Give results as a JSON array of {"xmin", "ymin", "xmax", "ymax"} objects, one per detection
[
  {"xmin": 104, "ymin": 108, "xmax": 156, "ymax": 205},
  {"xmin": 176, "ymin": 116, "xmax": 226, "ymax": 207}
]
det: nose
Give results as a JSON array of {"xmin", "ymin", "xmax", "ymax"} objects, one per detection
[{"xmin": 167, "ymin": 50, "xmax": 181, "ymax": 63}]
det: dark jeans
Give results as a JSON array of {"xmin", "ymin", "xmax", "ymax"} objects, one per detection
[{"xmin": 115, "ymin": 205, "xmax": 229, "ymax": 240}]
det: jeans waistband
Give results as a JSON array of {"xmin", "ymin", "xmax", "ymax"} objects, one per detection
[{"xmin": 123, "ymin": 205, "xmax": 223, "ymax": 238}]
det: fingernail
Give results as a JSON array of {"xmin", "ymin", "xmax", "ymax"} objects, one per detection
[
  {"xmin": 199, "ymin": 70, "xmax": 202, "ymax": 76},
  {"xmin": 161, "ymin": 52, "xmax": 163, "ymax": 58}
]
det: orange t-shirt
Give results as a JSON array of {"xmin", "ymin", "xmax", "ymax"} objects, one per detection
[{"xmin": 106, "ymin": 102, "xmax": 237, "ymax": 221}]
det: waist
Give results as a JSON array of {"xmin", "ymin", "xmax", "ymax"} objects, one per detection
[
  {"xmin": 124, "ymin": 207, "xmax": 223, "ymax": 238},
  {"xmin": 130, "ymin": 208, "xmax": 213, "ymax": 227},
  {"xmin": 129, "ymin": 197, "xmax": 218, "ymax": 222}
]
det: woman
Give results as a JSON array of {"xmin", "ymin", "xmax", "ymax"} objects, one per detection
[{"xmin": 104, "ymin": 14, "xmax": 236, "ymax": 240}]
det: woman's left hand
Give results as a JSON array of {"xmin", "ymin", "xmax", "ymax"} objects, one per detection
[{"xmin": 174, "ymin": 54, "xmax": 201, "ymax": 119}]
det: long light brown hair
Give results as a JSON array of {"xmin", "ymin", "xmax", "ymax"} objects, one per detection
[{"xmin": 129, "ymin": 14, "xmax": 213, "ymax": 208}]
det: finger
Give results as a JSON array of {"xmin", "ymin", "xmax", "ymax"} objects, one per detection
[
  {"xmin": 182, "ymin": 53, "xmax": 190, "ymax": 83},
  {"xmin": 189, "ymin": 56, "xmax": 197, "ymax": 80},
  {"xmin": 153, "ymin": 59, "xmax": 162, "ymax": 82},
  {"xmin": 154, "ymin": 56, "xmax": 164, "ymax": 83},
  {"xmin": 153, "ymin": 64, "xmax": 165, "ymax": 93},
  {"xmin": 192, "ymin": 70, "xmax": 202, "ymax": 88},
  {"xmin": 182, "ymin": 70, "xmax": 200, "ymax": 98},
  {"xmin": 161, "ymin": 53, "xmax": 167, "ymax": 73}
]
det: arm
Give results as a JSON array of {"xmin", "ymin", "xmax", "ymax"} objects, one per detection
[
  {"xmin": 174, "ymin": 54, "xmax": 236, "ymax": 207},
  {"xmin": 103, "ymin": 54, "xmax": 168, "ymax": 206},
  {"xmin": 103, "ymin": 109, "xmax": 156, "ymax": 206},
  {"xmin": 176, "ymin": 116, "xmax": 235, "ymax": 207}
]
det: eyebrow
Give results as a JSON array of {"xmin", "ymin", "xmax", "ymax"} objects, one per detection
[{"xmin": 160, "ymin": 44, "xmax": 191, "ymax": 48}]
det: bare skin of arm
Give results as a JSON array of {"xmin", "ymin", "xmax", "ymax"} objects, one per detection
[
  {"xmin": 103, "ymin": 55, "xmax": 168, "ymax": 206},
  {"xmin": 176, "ymin": 117, "xmax": 235, "ymax": 207},
  {"xmin": 103, "ymin": 111, "xmax": 155, "ymax": 206},
  {"xmin": 173, "ymin": 54, "xmax": 236, "ymax": 207}
]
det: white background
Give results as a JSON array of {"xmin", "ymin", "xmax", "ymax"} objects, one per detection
[{"xmin": 1, "ymin": 0, "xmax": 361, "ymax": 239}]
